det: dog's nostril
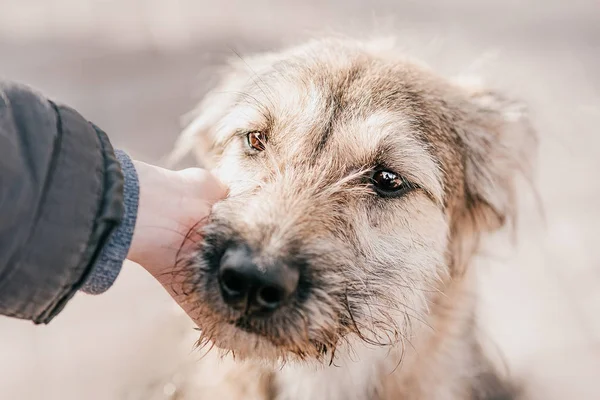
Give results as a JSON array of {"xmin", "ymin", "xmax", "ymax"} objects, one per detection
[
  {"xmin": 256, "ymin": 286, "xmax": 284, "ymax": 308},
  {"xmin": 220, "ymin": 269, "xmax": 247, "ymax": 295}
]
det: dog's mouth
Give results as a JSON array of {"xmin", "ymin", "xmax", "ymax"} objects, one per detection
[
  {"xmin": 224, "ymin": 311, "xmax": 303, "ymax": 343},
  {"xmin": 197, "ymin": 314, "xmax": 328, "ymax": 361},
  {"xmin": 192, "ymin": 295, "xmax": 350, "ymax": 361},
  {"xmin": 230, "ymin": 316, "xmax": 265, "ymax": 335},
  {"xmin": 233, "ymin": 322, "xmax": 333, "ymax": 358}
]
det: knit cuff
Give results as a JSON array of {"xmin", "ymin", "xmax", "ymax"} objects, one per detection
[{"xmin": 80, "ymin": 150, "xmax": 139, "ymax": 294}]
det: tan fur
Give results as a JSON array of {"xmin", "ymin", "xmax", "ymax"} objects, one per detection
[{"xmin": 172, "ymin": 37, "xmax": 536, "ymax": 400}]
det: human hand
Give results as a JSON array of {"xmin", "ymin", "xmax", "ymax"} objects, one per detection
[{"xmin": 127, "ymin": 160, "xmax": 227, "ymax": 316}]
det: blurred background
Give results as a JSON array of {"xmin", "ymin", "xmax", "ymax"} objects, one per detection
[{"xmin": 0, "ymin": 0, "xmax": 598, "ymax": 399}]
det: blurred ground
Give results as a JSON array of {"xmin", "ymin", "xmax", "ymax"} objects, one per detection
[{"xmin": 0, "ymin": 0, "xmax": 598, "ymax": 399}]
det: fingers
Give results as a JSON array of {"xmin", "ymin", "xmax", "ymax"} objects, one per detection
[{"xmin": 178, "ymin": 167, "xmax": 229, "ymax": 205}]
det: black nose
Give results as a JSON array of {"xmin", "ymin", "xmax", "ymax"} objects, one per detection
[{"xmin": 218, "ymin": 245, "xmax": 299, "ymax": 314}]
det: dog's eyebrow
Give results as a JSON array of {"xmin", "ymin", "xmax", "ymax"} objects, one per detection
[{"xmin": 345, "ymin": 112, "xmax": 444, "ymax": 205}]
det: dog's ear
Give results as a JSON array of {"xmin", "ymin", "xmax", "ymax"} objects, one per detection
[
  {"xmin": 169, "ymin": 52, "xmax": 279, "ymax": 168},
  {"xmin": 450, "ymin": 81, "xmax": 537, "ymax": 268}
]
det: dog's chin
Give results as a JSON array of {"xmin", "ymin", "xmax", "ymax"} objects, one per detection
[{"xmin": 199, "ymin": 320, "xmax": 335, "ymax": 364}]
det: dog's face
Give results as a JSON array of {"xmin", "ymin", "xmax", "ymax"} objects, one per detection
[{"xmin": 176, "ymin": 38, "xmax": 535, "ymax": 363}]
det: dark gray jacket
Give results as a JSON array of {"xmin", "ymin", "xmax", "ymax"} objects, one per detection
[{"xmin": 0, "ymin": 81, "xmax": 138, "ymax": 324}]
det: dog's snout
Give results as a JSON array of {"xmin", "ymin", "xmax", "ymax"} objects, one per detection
[{"xmin": 218, "ymin": 245, "xmax": 299, "ymax": 314}]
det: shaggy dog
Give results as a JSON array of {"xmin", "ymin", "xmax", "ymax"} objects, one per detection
[{"xmin": 171, "ymin": 37, "xmax": 536, "ymax": 400}]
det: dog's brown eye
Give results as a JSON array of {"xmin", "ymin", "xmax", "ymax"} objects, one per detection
[
  {"xmin": 247, "ymin": 131, "xmax": 267, "ymax": 152},
  {"xmin": 371, "ymin": 170, "xmax": 413, "ymax": 197}
]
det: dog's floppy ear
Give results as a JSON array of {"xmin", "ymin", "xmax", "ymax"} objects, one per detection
[
  {"xmin": 169, "ymin": 52, "xmax": 280, "ymax": 168},
  {"xmin": 450, "ymin": 80, "xmax": 537, "ymax": 268}
]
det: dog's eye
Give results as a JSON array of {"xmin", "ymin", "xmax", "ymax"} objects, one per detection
[
  {"xmin": 370, "ymin": 170, "xmax": 413, "ymax": 197},
  {"xmin": 247, "ymin": 131, "xmax": 267, "ymax": 152}
]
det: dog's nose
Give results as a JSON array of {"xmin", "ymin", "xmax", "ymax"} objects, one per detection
[{"xmin": 218, "ymin": 245, "xmax": 299, "ymax": 314}]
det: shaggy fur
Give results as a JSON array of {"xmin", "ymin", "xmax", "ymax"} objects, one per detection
[{"xmin": 171, "ymin": 37, "xmax": 536, "ymax": 400}]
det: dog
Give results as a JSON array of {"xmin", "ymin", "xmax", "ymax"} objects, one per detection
[{"xmin": 171, "ymin": 37, "xmax": 537, "ymax": 400}]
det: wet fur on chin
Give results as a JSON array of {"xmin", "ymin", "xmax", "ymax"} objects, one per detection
[{"xmin": 172, "ymin": 37, "xmax": 537, "ymax": 400}]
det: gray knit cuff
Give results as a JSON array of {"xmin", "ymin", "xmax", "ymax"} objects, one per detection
[{"xmin": 80, "ymin": 150, "xmax": 139, "ymax": 294}]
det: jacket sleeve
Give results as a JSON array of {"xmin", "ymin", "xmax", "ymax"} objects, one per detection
[{"xmin": 0, "ymin": 81, "xmax": 124, "ymax": 324}]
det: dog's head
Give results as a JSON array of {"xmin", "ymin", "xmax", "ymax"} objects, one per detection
[{"xmin": 174, "ymin": 38, "xmax": 536, "ymax": 363}]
